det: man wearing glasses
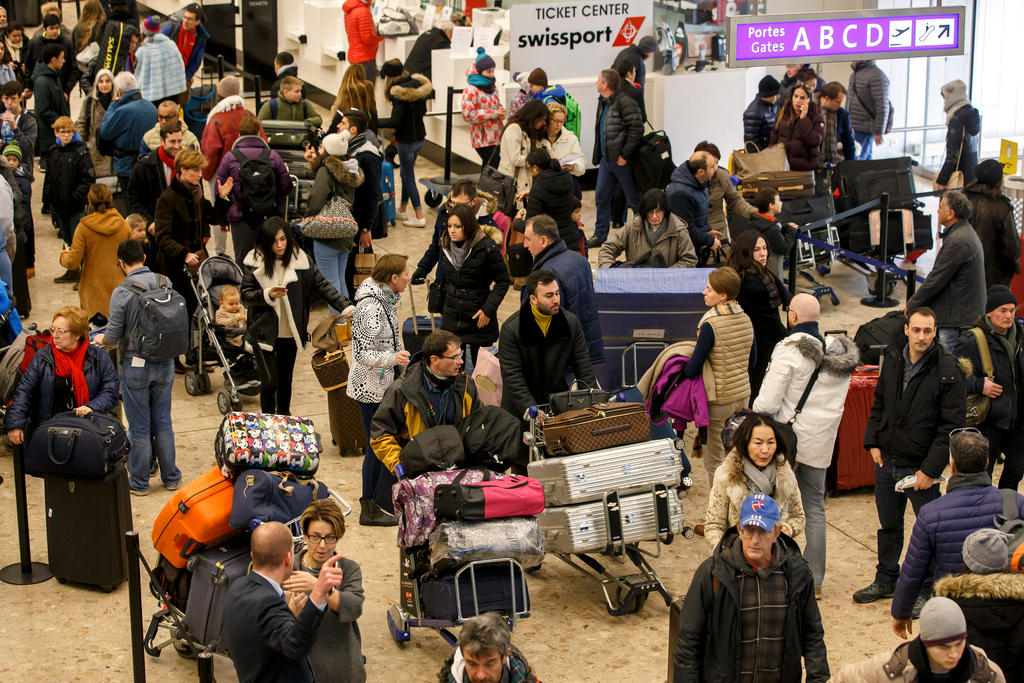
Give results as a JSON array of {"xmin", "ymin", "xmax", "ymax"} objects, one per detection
[
  {"xmin": 889, "ymin": 428, "xmax": 1024, "ymax": 639},
  {"xmin": 856, "ymin": 306, "xmax": 966, "ymax": 608},
  {"xmin": 674, "ymin": 494, "xmax": 829, "ymax": 682},
  {"xmin": 139, "ymin": 100, "xmax": 200, "ymax": 155},
  {"xmin": 369, "ymin": 330, "xmax": 480, "ymax": 477},
  {"xmin": 125, "ymin": 120, "xmax": 185, "ymax": 240}
]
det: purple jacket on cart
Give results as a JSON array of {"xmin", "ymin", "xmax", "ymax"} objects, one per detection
[
  {"xmin": 215, "ymin": 135, "xmax": 293, "ymax": 224},
  {"xmin": 891, "ymin": 472, "xmax": 1024, "ymax": 620},
  {"xmin": 649, "ymin": 355, "xmax": 709, "ymax": 430}
]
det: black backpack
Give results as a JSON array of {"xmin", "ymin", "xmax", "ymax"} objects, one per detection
[
  {"xmin": 232, "ymin": 147, "xmax": 278, "ymax": 224},
  {"xmin": 121, "ymin": 274, "xmax": 190, "ymax": 361},
  {"xmin": 632, "ymin": 128, "xmax": 675, "ymax": 193}
]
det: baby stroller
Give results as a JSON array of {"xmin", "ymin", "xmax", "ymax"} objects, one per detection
[{"xmin": 185, "ymin": 256, "xmax": 261, "ymax": 414}]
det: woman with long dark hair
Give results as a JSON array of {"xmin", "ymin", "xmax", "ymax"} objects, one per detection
[
  {"xmin": 437, "ymin": 203, "xmax": 509, "ymax": 368},
  {"xmin": 524, "ymin": 146, "xmax": 577, "ymax": 251},
  {"xmin": 727, "ymin": 229, "xmax": 792, "ymax": 398},
  {"xmin": 770, "ymin": 83, "xmax": 825, "ymax": 171},
  {"xmin": 240, "ymin": 217, "xmax": 353, "ymax": 415},
  {"xmin": 498, "ymin": 99, "xmax": 548, "ymax": 197}
]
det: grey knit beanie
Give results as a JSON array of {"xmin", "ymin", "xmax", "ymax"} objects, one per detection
[
  {"xmin": 963, "ymin": 528, "xmax": 1011, "ymax": 574},
  {"xmin": 919, "ymin": 597, "xmax": 967, "ymax": 647}
]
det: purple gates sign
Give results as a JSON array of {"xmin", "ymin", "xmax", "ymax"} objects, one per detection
[{"xmin": 727, "ymin": 7, "xmax": 965, "ymax": 67}]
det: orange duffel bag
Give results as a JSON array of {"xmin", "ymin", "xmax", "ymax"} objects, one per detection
[{"xmin": 152, "ymin": 466, "xmax": 241, "ymax": 568}]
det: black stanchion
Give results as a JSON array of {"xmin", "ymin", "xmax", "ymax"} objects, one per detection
[
  {"xmin": 254, "ymin": 75, "xmax": 264, "ymax": 113},
  {"xmin": 443, "ymin": 86, "xmax": 460, "ymax": 182},
  {"xmin": 861, "ymin": 192, "xmax": 900, "ymax": 308},
  {"xmin": 197, "ymin": 652, "xmax": 215, "ymax": 683},
  {"xmin": 0, "ymin": 445, "xmax": 52, "ymax": 585},
  {"xmin": 126, "ymin": 531, "xmax": 146, "ymax": 683},
  {"xmin": 788, "ymin": 232, "xmax": 799, "ymax": 305},
  {"xmin": 905, "ymin": 263, "xmax": 917, "ymax": 300}
]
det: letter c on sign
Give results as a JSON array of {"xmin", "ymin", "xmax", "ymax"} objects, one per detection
[{"xmin": 843, "ymin": 24, "xmax": 856, "ymax": 48}]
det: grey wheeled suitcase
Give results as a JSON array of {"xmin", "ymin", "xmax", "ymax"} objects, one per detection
[
  {"xmin": 527, "ymin": 438, "xmax": 680, "ymax": 506},
  {"xmin": 44, "ymin": 467, "xmax": 133, "ymax": 590},
  {"xmin": 537, "ymin": 486, "xmax": 685, "ymax": 554},
  {"xmin": 183, "ymin": 538, "xmax": 251, "ymax": 652}
]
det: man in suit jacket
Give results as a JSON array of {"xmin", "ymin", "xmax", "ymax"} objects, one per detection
[{"xmin": 222, "ymin": 521, "xmax": 343, "ymax": 683}]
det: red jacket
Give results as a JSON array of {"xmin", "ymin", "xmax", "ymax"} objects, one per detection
[
  {"xmin": 200, "ymin": 96, "xmax": 268, "ymax": 181},
  {"xmin": 343, "ymin": 0, "xmax": 382, "ymax": 64}
]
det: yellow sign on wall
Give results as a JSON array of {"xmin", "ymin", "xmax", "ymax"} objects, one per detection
[{"xmin": 1000, "ymin": 139, "xmax": 1019, "ymax": 176}]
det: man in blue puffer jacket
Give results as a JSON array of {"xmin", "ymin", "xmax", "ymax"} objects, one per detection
[{"xmin": 891, "ymin": 429, "xmax": 1024, "ymax": 635}]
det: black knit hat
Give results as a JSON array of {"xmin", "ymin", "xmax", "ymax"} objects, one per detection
[
  {"xmin": 758, "ymin": 75, "xmax": 780, "ymax": 97},
  {"xmin": 975, "ymin": 159, "xmax": 1004, "ymax": 188},
  {"xmin": 986, "ymin": 285, "xmax": 1017, "ymax": 313},
  {"xmin": 380, "ymin": 59, "xmax": 404, "ymax": 79}
]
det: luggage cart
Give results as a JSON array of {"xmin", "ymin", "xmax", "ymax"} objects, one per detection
[
  {"xmin": 143, "ymin": 491, "xmax": 350, "ymax": 660},
  {"xmin": 387, "ymin": 556, "xmax": 530, "ymax": 646},
  {"xmin": 523, "ymin": 403, "xmax": 682, "ymax": 616}
]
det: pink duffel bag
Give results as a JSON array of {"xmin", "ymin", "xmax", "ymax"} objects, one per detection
[
  {"xmin": 433, "ymin": 472, "xmax": 545, "ymax": 521},
  {"xmin": 392, "ymin": 468, "xmax": 488, "ymax": 548}
]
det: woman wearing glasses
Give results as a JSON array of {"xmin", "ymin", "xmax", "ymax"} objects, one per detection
[
  {"xmin": 284, "ymin": 498, "xmax": 365, "ymax": 683},
  {"xmin": 7, "ymin": 305, "xmax": 119, "ymax": 448},
  {"xmin": 704, "ymin": 412, "xmax": 805, "ymax": 549},
  {"xmin": 540, "ymin": 101, "xmax": 585, "ymax": 198}
]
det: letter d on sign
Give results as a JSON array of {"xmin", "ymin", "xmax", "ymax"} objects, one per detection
[
  {"xmin": 867, "ymin": 23, "xmax": 883, "ymax": 47},
  {"xmin": 820, "ymin": 25, "xmax": 833, "ymax": 50}
]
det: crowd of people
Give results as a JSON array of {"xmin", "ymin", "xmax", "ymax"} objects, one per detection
[{"xmin": 2, "ymin": 1, "xmax": 1023, "ymax": 679}]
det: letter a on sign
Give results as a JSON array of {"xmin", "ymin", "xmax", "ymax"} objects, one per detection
[{"xmin": 613, "ymin": 17, "xmax": 646, "ymax": 47}]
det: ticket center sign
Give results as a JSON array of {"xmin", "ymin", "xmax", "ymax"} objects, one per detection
[
  {"xmin": 727, "ymin": 7, "xmax": 965, "ymax": 68},
  {"xmin": 510, "ymin": 0, "xmax": 654, "ymax": 80}
]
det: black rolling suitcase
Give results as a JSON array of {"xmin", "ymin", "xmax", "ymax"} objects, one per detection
[
  {"xmin": 420, "ymin": 559, "xmax": 529, "ymax": 620},
  {"xmin": 183, "ymin": 538, "xmax": 251, "ymax": 652},
  {"xmin": 402, "ymin": 283, "xmax": 440, "ymax": 358},
  {"xmin": 854, "ymin": 310, "xmax": 907, "ymax": 364},
  {"xmin": 44, "ymin": 467, "xmax": 133, "ymax": 590}
]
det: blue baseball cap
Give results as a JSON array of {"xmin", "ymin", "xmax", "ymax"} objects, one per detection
[{"xmin": 739, "ymin": 494, "xmax": 780, "ymax": 531}]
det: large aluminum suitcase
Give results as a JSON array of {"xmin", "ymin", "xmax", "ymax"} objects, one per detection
[
  {"xmin": 527, "ymin": 438, "xmax": 680, "ymax": 506},
  {"xmin": 538, "ymin": 487, "xmax": 685, "ymax": 554}
]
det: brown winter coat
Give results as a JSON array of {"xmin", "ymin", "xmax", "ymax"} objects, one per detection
[
  {"xmin": 833, "ymin": 642, "xmax": 1004, "ymax": 682},
  {"xmin": 964, "ymin": 183, "xmax": 1021, "ymax": 289},
  {"xmin": 704, "ymin": 449, "xmax": 805, "ymax": 549},
  {"xmin": 59, "ymin": 208, "xmax": 132, "ymax": 317},
  {"xmin": 708, "ymin": 166, "xmax": 755, "ymax": 237}
]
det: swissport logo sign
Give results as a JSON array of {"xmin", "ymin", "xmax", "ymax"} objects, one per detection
[{"xmin": 511, "ymin": 0, "xmax": 654, "ymax": 80}]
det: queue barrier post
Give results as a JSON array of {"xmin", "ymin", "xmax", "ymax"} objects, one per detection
[
  {"xmin": 861, "ymin": 192, "xmax": 900, "ymax": 308},
  {"xmin": 0, "ymin": 444, "xmax": 53, "ymax": 585},
  {"xmin": 126, "ymin": 530, "xmax": 147, "ymax": 683}
]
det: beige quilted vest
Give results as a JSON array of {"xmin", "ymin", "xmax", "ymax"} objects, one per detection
[{"xmin": 700, "ymin": 302, "xmax": 754, "ymax": 404}]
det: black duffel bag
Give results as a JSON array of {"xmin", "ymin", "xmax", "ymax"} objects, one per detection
[
  {"xmin": 25, "ymin": 411, "xmax": 130, "ymax": 478},
  {"xmin": 398, "ymin": 425, "xmax": 465, "ymax": 478}
]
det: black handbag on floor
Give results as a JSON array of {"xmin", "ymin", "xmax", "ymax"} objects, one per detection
[{"xmin": 26, "ymin": 411, "xmax": 130, "ymax": 478}]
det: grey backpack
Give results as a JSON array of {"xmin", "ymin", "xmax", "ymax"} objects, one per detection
[{"xmin": 123, "ymin": 275, "xmax": 190, "ymax": 361}]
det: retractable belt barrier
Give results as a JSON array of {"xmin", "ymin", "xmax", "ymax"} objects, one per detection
[{"xmin": 788, "ymin": 188, "xmax": 948, "ymax": 283}]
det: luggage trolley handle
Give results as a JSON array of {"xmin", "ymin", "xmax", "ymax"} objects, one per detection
[
  {"xmin": 602, "ymin": 490, "xmax": 625, "ymax": 555},
  {"xmin": 408, "ymin": 281, "xmax": 436, "ymax": 336},
  {"xmin": 453, "ymin": 558, "xmax": 526, "ymax": 625}
]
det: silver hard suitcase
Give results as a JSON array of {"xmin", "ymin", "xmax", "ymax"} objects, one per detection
[
  {"xmin": 538, "ymin": 487, "xmax": 685, "ymax": 554},
  {"xmin": 527, "ymin": 438, "xmax": 680, "ymax": 506}
]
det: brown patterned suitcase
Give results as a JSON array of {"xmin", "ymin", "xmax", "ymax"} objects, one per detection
[
  {"xmin": 327, "ymin": 386, "xmax": 366, "ymax": 456},
  {"xmin": 542, "ymin": 402, "xmax": 650, "ymax": 456},
  {"xmin": 739, "ymin": 170, "xmax": 816, "ymax": 199}
]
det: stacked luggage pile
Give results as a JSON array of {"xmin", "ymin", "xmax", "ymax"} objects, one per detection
[
  {"xmin": 524, "ymin": 396, "xmax": 689, "ymax": 615},
  {"xmin": 387, "ymin": 407, "xmax": 543, "ymax": 644},
  {"xmin": 145, "ymin": 411, "xmax": 348, "ymax": 659}
]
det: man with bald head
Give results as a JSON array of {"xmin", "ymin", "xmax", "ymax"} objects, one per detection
[
  {"xmin": 752, "ymin": 292, "xmax": 861, "ymax": 597},
  {"xmin": 139, "ymin": 100, "xmax": 200, "ymax": 154},
  {"xmin": 222, "ymin": 521, "xmax": 343, "ymax": 683},
  {"xmin": 667, "ymin": 150, "xmax": 722, "ymax": 265}
]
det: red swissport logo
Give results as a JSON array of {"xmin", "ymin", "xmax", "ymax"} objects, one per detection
[{"xmin": 612, "ymin": 17, "xmax": 646, "ymax": 47}]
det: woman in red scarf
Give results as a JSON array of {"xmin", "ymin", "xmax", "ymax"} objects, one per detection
[{"xmin": 7, "ymin": 306, "xmax": 120, "ymax": 446}]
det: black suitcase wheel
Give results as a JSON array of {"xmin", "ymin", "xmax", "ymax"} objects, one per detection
[
  {"xmin": 612, "ymin": 585, "xmax": 648, "ymax": 615},
  {"xmin": 184, "ymin": 371, "xmax": 201, "ymax": 396},
  {"xmin": 425, "ymin": 190, "xmax": 444, "ymax": 208},
  {"xmin": 198, "ymin": 373, "xmax": 212, "ymax": 395}
]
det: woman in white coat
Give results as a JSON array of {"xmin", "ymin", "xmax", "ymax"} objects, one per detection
[{"xmin": 498, "ymin": 99, "xmax": 548, "ymax": 199}]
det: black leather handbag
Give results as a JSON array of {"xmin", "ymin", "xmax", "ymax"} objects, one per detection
[
  {"xmin": 25, "ymin": 411, "xmax": 130, "ymax": 478},
  {"xmin": 549, "ymin": 382, "xmax": 608, "ymax": 415}
]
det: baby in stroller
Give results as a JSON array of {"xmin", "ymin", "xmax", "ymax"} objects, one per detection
[{"xmin": 215, "ymin": 285, "xmax": 247, "ymax": 347}]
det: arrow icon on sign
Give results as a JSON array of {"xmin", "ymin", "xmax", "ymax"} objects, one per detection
[{"xmin": 939, "ymin": 24, "xmax": 950, "ymax": 39}]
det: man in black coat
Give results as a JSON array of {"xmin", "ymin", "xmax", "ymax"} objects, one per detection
[
  {"xmin": 403, "ymin": 22, "xmax": 453, "ymax": 81},
  {"xmin": 222, "ymin": 521, "xmax": 343, "ymax": 683},
  {"xmin": 589, "ymin": 68, "xmax": 643, "ymax": 248},
  {"xmin": 955, "ymin": 285, "xmax": 1024, "ymax": 491},
  {"xmin": 23, "ymin": 14, "xmax": 78, "ymax": 97},
  {"xmin": 126, "ymin": 121, "xmax": 184, "ymax": 233},
  {"xmin": 498, "ymin": 269, "xmax": 595, "ymax": 418},
  {"xmin": 613, "ymin": 35, "xmax": 657, "ymax": 88},
  {"xmin": 675, "ymin": 494, "xmax": 829, "ymax": 683},
  {"xmin": 855, "ymin": 306, "xmax": 966, "ymax": 605}
]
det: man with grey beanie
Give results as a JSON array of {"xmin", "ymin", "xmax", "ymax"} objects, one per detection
[
  {"xmin": 835, "ymin": 597, "xmax": 1005, "ymax": 681},
  {"xmin": 956, "ymin": 285, "xmax": 1024, "ymax": 491}
]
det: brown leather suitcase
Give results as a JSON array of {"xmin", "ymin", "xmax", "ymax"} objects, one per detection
[
  {"xmin": 328, "ymin": 386, "xmax": 366, "ymax": 456},
  {"xmin": 668, "ymin": 595, "xmax": 685, "ymax": 682},
  {"xmin": 543, "ymin": 402, "xmax": 650, "ymax": 456},
  {"xmin": 739, "ymin": 170, "xmax": 816, "ymax": 199}
]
